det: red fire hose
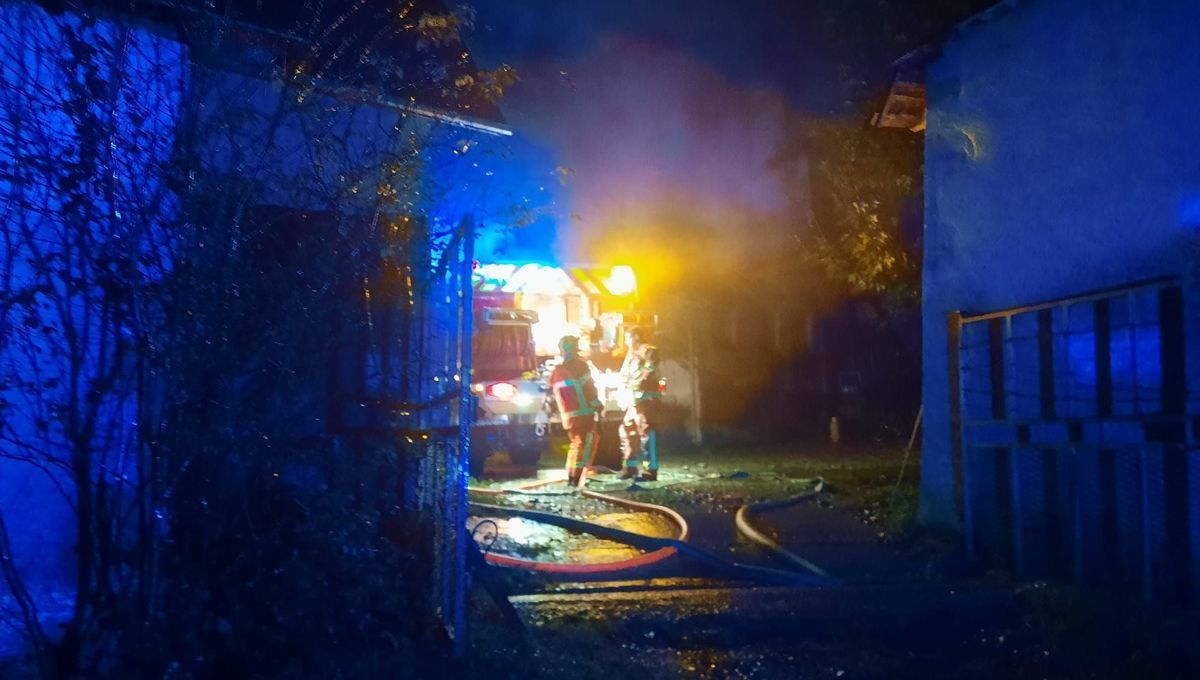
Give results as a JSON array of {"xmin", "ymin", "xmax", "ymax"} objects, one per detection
[
  {"xmin": 469, "ymin": 474, "xmax": 688, "ymax": 574},
  {"xmin": 468, "ymin": 473, "xmax": 835, "ymax": 586}
]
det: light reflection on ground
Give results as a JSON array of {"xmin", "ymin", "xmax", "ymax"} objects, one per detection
[{"xmin": 467, "ymin": 505, "xmax": 678, "ymax": 565}]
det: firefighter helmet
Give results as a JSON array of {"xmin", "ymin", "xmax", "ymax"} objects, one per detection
[{"xmin": 558, "ymin": 335, "xmax": 580, "ymax": 356}]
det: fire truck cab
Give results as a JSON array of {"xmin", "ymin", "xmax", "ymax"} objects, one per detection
[{"xmin": 469, "ymin": 263, "xmax": 654, "ymax": 475}]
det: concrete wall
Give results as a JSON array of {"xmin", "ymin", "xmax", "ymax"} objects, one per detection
[{"xmin": 921, "ymin": 0, "xmax": 1200, "ymax": 525}]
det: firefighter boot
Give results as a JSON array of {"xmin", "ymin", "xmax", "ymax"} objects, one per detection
[
  {"xmin": 619, "ymin": 466, "xmax": 639, "ymax": 480},
  {"xmin": 638, "ymin": 469, "xmax": 658, "ymax": 482},
  {"xmin": 568, "ymin": 469, "xmax": 583, "ymax": 487}
]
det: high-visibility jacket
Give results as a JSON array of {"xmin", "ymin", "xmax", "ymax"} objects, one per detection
[
  {"xmin": 620, "ymin": 343, "xmax": 661, "ymax": 403},
  {"xmin": 550, "ymin": 357, "xmax": 602, "ymax": 428}
]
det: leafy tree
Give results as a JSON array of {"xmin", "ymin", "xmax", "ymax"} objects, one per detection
[
  {"xmin": 795, "ymin": 118, "xmax": 922, "ymax": 303},
  {"xmin": 791, "ymin": 0, "xmax": 998, "ymax": 305}
]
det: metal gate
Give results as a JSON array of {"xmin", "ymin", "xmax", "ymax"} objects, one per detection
[
  {"xmin": 405, "ymin": 219, "xmax": 475, "ymax": 652},
  {"xmin": 950, "ymin": 278, "xmax": 1198, "ymax": 601},
  {"xmin": 336, "ymin": 217, "xmax": 476, "ymax": 652}
]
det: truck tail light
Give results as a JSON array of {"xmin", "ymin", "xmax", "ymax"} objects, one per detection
[
  {"xmin": 487, "ymin": 382, "xmax": 518, "ymax": 400},
  {"xmin": 658, "ymin": 378, "xmax": 667, "ymax": 394}
]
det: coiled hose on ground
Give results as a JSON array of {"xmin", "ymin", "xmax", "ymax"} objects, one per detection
[
  {"xmin": 469, "ymin": 472, "xmax": 836, "ymax": 585},
  {"xmin": 470, "ymin": 477, "xmax": 688, "ymax": 574}
]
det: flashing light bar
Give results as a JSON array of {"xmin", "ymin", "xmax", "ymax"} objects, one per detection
[{"xmin": 473, "ymin": 263, "xmax": 638, "ymax": 297}]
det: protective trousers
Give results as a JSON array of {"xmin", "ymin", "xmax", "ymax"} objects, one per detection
[
  {"xmin": 565, "ymin": 421, "xmax": 599, "ymax": 474},
  {"xmin": 619, "ymin": 400, "xmax": 659, "ymax": 471}
]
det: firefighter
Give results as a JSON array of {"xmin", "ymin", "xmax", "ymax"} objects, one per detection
[
  {"xmin": 619, "ymin": 327, "xmax": 662, "ymax": 481},
  {"xmin": 548, "ymin": 335, "xmax": 603, "ymax": 487}
]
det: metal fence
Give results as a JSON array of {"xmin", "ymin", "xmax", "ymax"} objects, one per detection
[
  {"xmin": 332, "ymin": 218, "xmax": 476, "ymax": 652},
  {"xmin": 405, "ymin": 221, "xmax": 475, "ymax": 652},
  {"xmin": 950, "ymin": 278, "xmax": 1198, "ymax": 601}
]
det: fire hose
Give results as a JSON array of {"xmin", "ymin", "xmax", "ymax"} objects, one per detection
[
  {"xmin": 469, "ymin": 499, "xmax": 832, "ymax": 586},
  {"xmin": 469, "ymin": 474, "xmax": 836, "ymax": 585},
  {"xmin": 470, "ymin": 479, "xmax": 688, "ymax": 574},
  {"xmin": 734, "ymin": 479, "xmax": 832, "ymax": 578}
]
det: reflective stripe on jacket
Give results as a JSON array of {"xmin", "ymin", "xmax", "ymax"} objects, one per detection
[
  {"xmin": 550, "ymin": 358, "xmax": 602, "ymax": 424},
  {"xmin": 620, "ymin": 343, "xmax": 661, "ymax": 403}
]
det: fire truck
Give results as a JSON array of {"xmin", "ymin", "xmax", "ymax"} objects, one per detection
[{"xmin": 469, "ymin": 263, "xmax": 656, "ymax": 475}]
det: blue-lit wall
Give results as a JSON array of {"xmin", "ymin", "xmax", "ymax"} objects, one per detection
[
  {"xmin": 0, "ymin": 3, "xmax": 503, "ymax": 656},
  {"xmin": 0, "ymin": 2, "xmax": 187, "ymax": 650},
  {"xmin": 922, "ymin": 0, "xmax": 1200, "ymax": 529},
  {"xmin": 191, "ymin": 59, "xmax": 521, "ymax": 264}
]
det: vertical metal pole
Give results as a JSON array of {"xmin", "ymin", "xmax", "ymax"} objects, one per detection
[
  {"xmin": 947, "ymin": 312, "xmax": 966, "ymax": 525},
  {"xmin": 988, "ymin": 318, "xmax": 1007, "ymax": 419},
  {"xmin": 1038, "ymin": 309, "xmax": 1056, "ymax": 418},
  {"xmin": 1094, "ymin": 299, "xmax": 1113, "ymax": 418},
  {"xmin": 1159, "ymin": 286, "xmax": 1189, "ymax": 601},
  {"xmin": 688, "ymin": 301, "xmax": 703, "ymax": 445},
  {"xmin": 998, "ymin": 317, "xmax": 1022, "ymax": 573},
  {"xmin": 1141, "ymin": 450, "xmax": 1153, "ymax": 601},
  {"xmin": 1038, "ymin": 308, "xmax": 1068, "ymax": 577},
  {"xmin": 984, "ymin": 317, "xmax": 1015, "ymax": 569},
  {"xmin": 453, "ymin": 216, "xmax": 474, "ymax": 655}
]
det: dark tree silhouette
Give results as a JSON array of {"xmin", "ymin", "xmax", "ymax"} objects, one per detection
[{"xmin": 0, "ymin": 1, "xmax": 516, "ymax": 676}]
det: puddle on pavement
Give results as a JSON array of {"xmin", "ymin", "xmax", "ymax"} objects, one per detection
[{"xmin": 468, "ymin": 509, "xmax": 677, "ymax": 564}]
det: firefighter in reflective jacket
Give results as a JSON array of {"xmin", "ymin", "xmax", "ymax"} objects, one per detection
[
  {"xmin": 619, "ymin": 327, "xmax": 661, "ymax": 481},
  {"xmin": 548, "ymin": 335, "xmax": 603, "ymax": 488}
]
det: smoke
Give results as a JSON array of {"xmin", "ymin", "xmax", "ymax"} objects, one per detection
[{"xmin": 491, "ymin": 33, "xmax": 811, "ymax": 292}]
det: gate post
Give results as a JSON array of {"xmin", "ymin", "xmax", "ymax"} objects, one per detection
[
  {"xmin": 453, "ymin": 216, "xmax": 475, "ymax": 654},
  {"xmin": 947, "ymin": 312, "xmax": 969, "ymax": 556}
]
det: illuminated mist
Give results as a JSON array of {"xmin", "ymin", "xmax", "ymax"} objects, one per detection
[{"xmin": 472, "ymin": 24, "xmax": 816, "ymax": 299}]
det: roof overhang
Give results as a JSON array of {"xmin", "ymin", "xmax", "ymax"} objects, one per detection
[
  {"xmin": 138, "ymin": 0, "xmax": 511, "ymax": 136},
  {"xmin": 872, "ymin": 78, "xmax": 926, "ymax": 132},
  {"xmin": 872, "ymin": 0, "xmax": 1017, "ymax": 132}
]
